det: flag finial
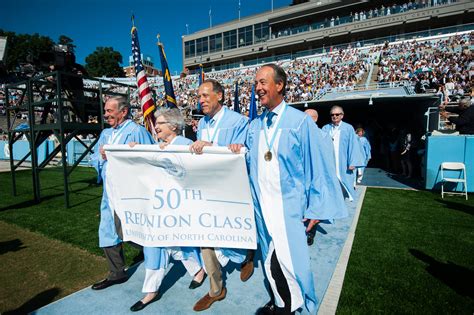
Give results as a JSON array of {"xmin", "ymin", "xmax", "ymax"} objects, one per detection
[{"xmin": 157, "ymin": 34, "xmax": 161, "ymax": 45}]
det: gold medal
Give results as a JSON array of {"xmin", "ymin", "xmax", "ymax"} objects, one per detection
[{"xmin": 264, "ymin": 151, "xmax": 272, "ymax": 161}]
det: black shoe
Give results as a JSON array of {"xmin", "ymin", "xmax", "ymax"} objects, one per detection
[
  {"xmin": 307, "ymin": 233, "xmax": 315, "ymax": 246},
  {"xmin": 189, "ymin": 273, "xmax": 207, "ymax": 289},
  {"xmin": 256, "ymin": 301, "xmax": 275, "ymax": 315},
  {"xmin": 130, "ymin": 295, "xmax": 159, "ymax": 312},
  {"xmin": 91, "ymin": 277, "xmax": 127, "ymax": 290}
]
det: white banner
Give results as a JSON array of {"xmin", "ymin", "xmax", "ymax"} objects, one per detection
[{"xmin": 104, "ymin": 144, "xmax": 256, "ymax": 249}]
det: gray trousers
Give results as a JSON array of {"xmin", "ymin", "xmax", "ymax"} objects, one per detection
[{"xmin": 103, "ymin": 213, "xmax": 126, "ymax": 280}]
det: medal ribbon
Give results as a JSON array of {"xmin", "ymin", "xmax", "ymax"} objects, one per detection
[
  {"xmin": 263, "ymin": 104, "xmax": 287, "ymax": 155},
  {"xmin": 205, "ymin": 113, "xmax": 224, "ymax": 144}
]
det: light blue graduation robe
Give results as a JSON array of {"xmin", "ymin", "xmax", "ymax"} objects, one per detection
[
  {"xmin": 246, "ymin": 103, "xmax": 347, "ymax": 313},
  {"xmin": 358, "ymin": 136, "xmax": 371, "ymax": 166},
  {"xmin": 172, "ymin": 135, "xmax": 193, "ymax": 145},
  {"xmin": 197, "ymin": 106, "xmax": 248, "ymax": 146},
  {"xmin": 322, "ymin": 121, "xmax": 364, "ymax": 199},
  {"xmin": 91, "ymin": 119, "xmax": 154, "ymax": 248},
  {"xmin": 196, "ymin": 106, "xmax": 249, "ymax": 264},
  {"xmin": 144, "ymin": 134, "xmax": 203, "ymax": 270}
]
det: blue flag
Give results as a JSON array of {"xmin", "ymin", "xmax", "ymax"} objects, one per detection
[
  {"xmin": 248, "ymin": 84, "xmax": 257, "ymax": 121},
  {"xmin": 157, "ymin": 42, "xmax": 177, "ymax": 108},
  {"xmin": 197, "ymin": 65, "xmax": 204, "ymax": 112},
  {"xmin": 233, "ymin": 81, "xmax": 240, "ymax": 114}
]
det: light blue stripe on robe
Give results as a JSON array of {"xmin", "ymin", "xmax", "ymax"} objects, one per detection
[
  {"xmin": 322, "ymin": 121, "xmax": 365, "ymax": 198},
  {"xmin": 196, "ymin": 106, "xmax": 249, "ymax": 264},
  {"xmin": 144, "ymin": 134, "xmax": 202, "ymax": 270},
  {"xmin": 90, "ymin": 120, "xmax": 154, "ymax": 248},
  {"xmin": 246, "ymin": 104, "xmax": 347, "ymax": 313}
]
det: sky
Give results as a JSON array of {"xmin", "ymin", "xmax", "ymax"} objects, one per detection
[{"xmin": 1, "ymin": 0, "xmax": 292, "ymax": 75}]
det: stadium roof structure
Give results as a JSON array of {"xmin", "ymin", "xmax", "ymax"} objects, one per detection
[
  {"xmin": 182, "ymin": 0, "xmax": 474, "ymax": 72},
  {"xmin": 317, "ymin": 86, "xmax": 415, "ymax": 102}
]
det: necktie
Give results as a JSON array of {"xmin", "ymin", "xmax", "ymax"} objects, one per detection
[{"xmin": 266, "ymin": 111, "xmax": 276, "ymax": 128}]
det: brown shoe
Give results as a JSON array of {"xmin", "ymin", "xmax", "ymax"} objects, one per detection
[
  {"xmin": 240, "ymin": 260, "xmax": 254, "ymax": 282},
  {"xmin": 193, "ymin": 287, "xmax": 227, "ymax": 311}
]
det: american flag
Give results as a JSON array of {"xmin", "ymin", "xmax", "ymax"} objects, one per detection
[{"xmin": 131, "ymin": 26, "xmax": 156, "ymax": 136}]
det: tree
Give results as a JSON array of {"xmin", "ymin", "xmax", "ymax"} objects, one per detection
[
  {"xmin": 85, "ymin": 47, "xmax": 123, "ymax": 77},
  {"xmin": 0, "ymin": 29, "xmax": 54, "ymax": 71},
  {"xmin": 58, "ymin": 35, "xmax": 76, "ymax": 52}
]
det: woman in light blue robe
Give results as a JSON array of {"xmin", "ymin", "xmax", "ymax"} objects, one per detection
[
  {"xmin": 246, "ymin": 102, "xmax": 347, "ymax": 314},
  {"xmin": 129, "ymin": 108, "xmax": 205, "ymax": 312}
]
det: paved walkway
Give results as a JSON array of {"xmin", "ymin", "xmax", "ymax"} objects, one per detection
[
  {"xmin": 361, "ymin": 167, "xmax": 421, "ymax": 190},
  {"xmin": 0, "ymin": 160, "xmax": 30, "ymax": 172},
  {"xmin": 34, "ymin": 188, "xmax": 365, "ymax": 315}
]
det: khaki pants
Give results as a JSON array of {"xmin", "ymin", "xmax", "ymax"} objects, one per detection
[{"xmin": 201, "ymin": 247, "xmax": 223, "ymax": 297}]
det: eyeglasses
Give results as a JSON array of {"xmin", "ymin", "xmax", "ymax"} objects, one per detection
[{"xmin": 330, "ymin": 113, "xmax": 343, "ymax": 117}]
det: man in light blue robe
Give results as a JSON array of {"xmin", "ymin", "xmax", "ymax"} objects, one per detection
[
  {"xmin": 322, "ymin": 106, "xmax": 364, "ymax": 200},
  {"xmin": 190, "ymin": 79, "xmax": 249, "ymax": 312},
  {"xmin": 355, "ymin": 127, "xmax": 372, "ymax": 183},
  {"xmin": 241, "ymin": 64, "xmax": 347, "ymax": 314},
  {"xmin": 90, "ymin": 96, "xmax": 154, "ymax": 290}
]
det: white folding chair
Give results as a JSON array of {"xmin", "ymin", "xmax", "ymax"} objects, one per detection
[{"xmin": 440, "ymin": 162, "xmax": 468, "ymax": 200}]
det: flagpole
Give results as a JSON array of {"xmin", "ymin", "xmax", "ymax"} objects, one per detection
[
  {"xmin": 209, "ymin": 7, "xmax": 212, "ymax": 28},
  {"xmin": 238, "ymin": 0, "xmax": 241, "ymax": 20}
]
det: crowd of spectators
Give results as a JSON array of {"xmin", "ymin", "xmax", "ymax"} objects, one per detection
[
  {"xmin": 133, "ymin": 32, "xmax": 470, "ymax": 121},
  {"xmin": 377, "ymin": 32, "xmax": 473, "ymax": 102},
  {"xmin": 2, "ymin": 31, "xmax": 472, "ymax": 128},
  {"xmin": 272, "ymin": 0, "xmax": 458, "ymax": 40},
  {"xmin": 138, "ymin": 47, "xmax": 374, "ymax": 119}
]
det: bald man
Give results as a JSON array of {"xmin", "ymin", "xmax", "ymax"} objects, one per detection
[{"xmin": 304, "ymin": 109, "xmax": 318, "ymax": 123}]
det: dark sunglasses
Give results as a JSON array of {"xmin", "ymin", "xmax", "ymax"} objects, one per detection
[{"xmin": 330, "ymin": 113, "xmax": 343, "ymax": 117}]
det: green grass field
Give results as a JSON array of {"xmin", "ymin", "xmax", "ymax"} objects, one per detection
[
  {"xmin": 1, "ymin": 168, "xmax": 473, "ymax": 313},
  {"xmin": 337, "ymin": 188, "xmax": 474, "ymax": 314},
  {"xmin": 0, "ymin": 167, "xmax": 139, "ymax": 259},
  {"xmin": 0, "ymin": 167, "xmax": 140, "ymax": 313}
]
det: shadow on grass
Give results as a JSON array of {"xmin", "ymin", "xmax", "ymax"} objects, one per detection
[
  {"xmin": 0, "ymin": 184, "xmax": 101, "ymax": 212},
  {"xmin": 3, "ymin": 287, "xmax": 60, "ymax": 315},
  {"xmin": 435, "ymin": 199, "xmax": 473, "ymax": 216},
  {"xmin": 0, "ymin": 199, "xmax": 43, "ymax": 212},
  {"xmin": 130, "ymin": 250, "xmax": 145, "ymax": 266},
  {"xmin": 68, "ymin": 195, "xmax": 102, "ymax": 209},
  {"xmin": 409, "ymin": 249, "xmax": 474, "ymax": 298},
  {"xmin": 0, "ymin": 239, "xmax": 26, "ymax": 255}
]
